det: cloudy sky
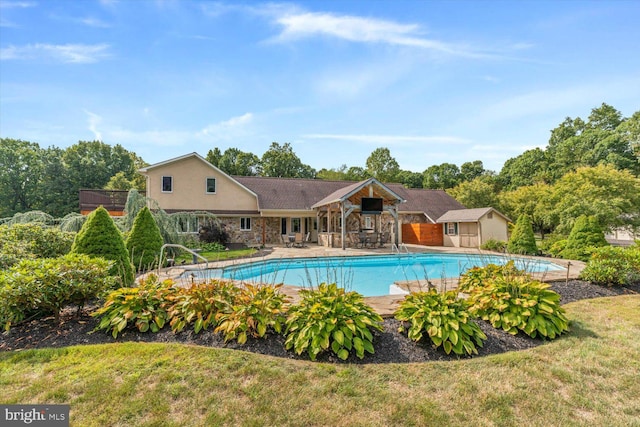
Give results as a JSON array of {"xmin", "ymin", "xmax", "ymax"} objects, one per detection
[{"xmin": 1, "ymin": 0, "xmax": 639, "ymax": 173}]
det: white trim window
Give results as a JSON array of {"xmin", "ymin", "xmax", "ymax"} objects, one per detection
[
  {"xmin": 292, "ymin": 218, "xmax": 301, "ymax": 233},
  {"xmin": 206, "ymin": 177, "xmax": 216, "ymax": 194},
  {"xmin": 364, "ymin": 216, "xmax": 373, "ymax": 229},
  {"xmin": 240, "ymin": 217, "xmax": 251, "ymax": 231},
  {"xmin": 445, "ymin": 222, "xmax": 458, "ymax": 236},
  {"xmin": 162, "ymin": 176, "xmax": 173, "ymax": 193}
]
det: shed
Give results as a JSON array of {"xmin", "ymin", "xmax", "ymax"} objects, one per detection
[{"xmin": 436, "ymin": 207, "xmax": 511, "ymax": 248}]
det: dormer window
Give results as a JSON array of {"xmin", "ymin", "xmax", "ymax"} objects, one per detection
[
  {"xmin": 162, "ymin": 176, "xmax": 173, "ymax": 193},
  {"xmin": 206, "ymin": 178, "xmax": 216, "ymax": 194}
]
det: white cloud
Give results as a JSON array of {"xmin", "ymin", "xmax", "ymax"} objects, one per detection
[
  {"xmin": 0, "ymin": 43, "xmax": 112, "ymax": 63},
  {"xmin": 200, "ymin": 112, "xmax": 254, "ymax": 136},
  {"xmin": 268, "ymin": 10, "xmax": 496, "ymax": 59},
  {"xmin": 0, "ymin": 1, "xmax": 36, "ymax": 8},
  {"xmin": 78, "ymin": 17, "xmax": 111, "ymax": 28},
  {"xmin": 303, "ymin": 133, "xmax": 470, "ymax": 146},
  {"xmin": 84, "ymin": 110, "xmax": 103, "ymax": 141}
]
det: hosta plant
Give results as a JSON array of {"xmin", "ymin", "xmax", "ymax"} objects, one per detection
[
  {"xmin": 93, "ymin": 275, "xmax": 177, "ymax": 338},
  {"xmin": 215, "ymin": 284, "xmax": 290, "ymax": 344},
  {"xmin": 467, "ymin": 276, "xmax": 568, "ymax": 339},
  {"xmin": 167, "ymin": 280, "xmax": 240, "ymax": 334},
  {"xmin": 395, "ymin": 290, "xmax": 486, "ymax": 356},
  {"xmin": 284, "ymin": 283, "xmax": 383, "ymax": 361},
  {"xmin": 458, "ymin": 261, "xmax": 525, "ymax": 293}
]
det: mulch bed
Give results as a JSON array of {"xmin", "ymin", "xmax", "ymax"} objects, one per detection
[{"xmin": 1, "ymin": 280, "xmax": 638, "ymax": 364}]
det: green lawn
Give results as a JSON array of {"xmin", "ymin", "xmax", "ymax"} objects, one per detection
[{"xmin": 1, "ymin": 295, "xmax": 639, "ymax": 426}]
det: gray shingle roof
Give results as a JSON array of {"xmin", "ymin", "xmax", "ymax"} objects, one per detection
[{"xmin": 234, "ymin": 176, "xmax": 465, "ymax": 221}]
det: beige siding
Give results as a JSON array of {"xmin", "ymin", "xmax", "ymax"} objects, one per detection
[
  {"xmin": 144, "ymin": 156, "xmax": 258, "ymax": 212},
  {"xmin": 478, "ymin": 214, "xmax": 509, "ymax": 244}
]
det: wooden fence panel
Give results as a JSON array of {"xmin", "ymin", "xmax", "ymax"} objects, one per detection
[{"xmin": 402, "ymin": 223, "xmax": 443, "ymax": 246}]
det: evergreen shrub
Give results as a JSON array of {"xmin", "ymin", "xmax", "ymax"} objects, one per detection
[
  {"xmin": 126, "ymin": 207, "xmax": 164, "ymax": 272},
  {"xmin": 507, "ymin": 214, "xmax": 538, "ymax": 255},
  {"xmin": 71, "ymin": 206, "xmax": 134, "ymax": 286}
]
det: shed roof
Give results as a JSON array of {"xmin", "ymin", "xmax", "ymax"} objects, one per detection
[{"xmin": 436, "ymin": 207, "xmax": 511, "ymax": 223}]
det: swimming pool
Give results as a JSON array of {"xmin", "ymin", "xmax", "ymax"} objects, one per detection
[{"xmin": 186, "ymin": 253, "xmax": 565, "ymax": 297}]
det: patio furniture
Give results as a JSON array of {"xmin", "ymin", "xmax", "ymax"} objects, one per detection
[
  {"xmin": 379, "ymin": 232, "xmax": 389, "ymax": 248},
  {"xmin": 301, "ymin": 232, "xmax": 311, "ymax": 247},
  {"xmin": 293, "ymin": 233, "xmax": 304, "ymax": 247},
  {"xmin": 281, "ymin": 234, "xmax": 292, "ymax": 248}
]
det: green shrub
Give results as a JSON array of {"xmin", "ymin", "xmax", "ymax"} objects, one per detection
[
  {"xmin": 538, "ymin": 233, "xmax": 567, "ymax": 257},
  {"xmin": 560, "ymin": 215, "xmax": 609, "ymax": 261},
  {"xmin": 126, "ymin": 207, "xmax": 164, "ymax": 272},
  {"xmin": 0, "ymin": 223, "xmax": 75, "ymax": 268},
  {"xmin": 72, "ymin": 206, "xmax": 134, "ymax": 286},
  {"xmin": 167, "ymin": 280, "xmax": 240, "ymax": 334},
  {"xmin": 458, "ymin": 261, "xmax": 525, "ymax": 294},
  {"xmin": 200, "ymin": 242, "xmax": 226, "ymax": 252},
  {"xmin": 480, "ymin": 239, "xmax": 507, "ymax": 252},
  {"xmin": 395, "ymin": 290, "xmax": 486, "ymax": 356},
  {"xmin": 507, "ymin": 214, "xmax": 538, "ymax": 255},
  {"xmin": 215, "ymin": 284, "xmax": 289, "ymax": 343},
  {"xmin": 0, "ymin": 254, "xmax": 116, "ymax": 331},
  {"xmin": 580, "ymin": 246, "xmax": 640, "ymax": 286},
  {"xmin": 284, "ymin": 283, "xmax": 383, "ymax": 361},
  {"xmin": 467, "ymin": 276, "xmax": 568, "ymax": 339},
  {"xmin": 93, "ymin": 275, "xmax": 177, "ymax": 338}
]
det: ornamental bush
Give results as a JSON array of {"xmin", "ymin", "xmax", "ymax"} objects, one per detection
[
  {"xmin": 0, "ymin": 223, "xmax": 75, "ymax": 268},
  {"xmin": 580, "ymin": 245, "xmax": 640, "ymax": 286},
  {"xmin": 72, "ymin": 206, "xmax": 134, "ymax": 286},
  {"xmin": 215, "ymin": 284, "xmax": 290, "ymax": 343},
  {"xmin": 480, "ymin": 238, "xmax": 507, "ymax": 252},
  {"xmin": 284, "ymin": 283, "xmax": 383, "ymax": 361},
  {"xmin": 126, "ymin": 207, "xmax": 164, "ymax": 272},
  {"xmin": 395, "ymin": 290, "xmax": 486, "ymax": 356},
  {"xmin": 458, "ymin": 261, "xmax": 525, "ymax": 294},
  {"xmin": 560, "ymin": 215, "xmax": 609, "ymax": 261},
  {"xmin": 507, "ymin": 214, "xmax": 538, "ymax": 255},
  {"xmin": 93, "ymin": 275, "xmax": 178, "ymax": 338},
  {"xmin": 466, "ymin": 275, "xmax": 568, "ymax": 339},
  {"xmin": 0, "ymin": 254, "xmax": 116, "ymax": 331}
]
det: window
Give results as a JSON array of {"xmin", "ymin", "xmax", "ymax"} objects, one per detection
[
  {"xmin": 445, "ymin": 222, "xmax": 458, "ymax": 236},
  {"xmin": 487, "ymin": 212, "xmax": 493, "ymax": 219},
  {"xmin": 364, "ymin": 216, "xmax": 373, "ymax": 229},
  {"xmin": 240, "ymin": 217, "xmax": 251, "ymax": 231},
  {"xmin": 281, "ymin": 218, "xmax": 287, "ymax": 235},
  {"xmin": 162, "ymin": 176, "xmax": 173, "ymax": 192},
  {"xmin": 205, "ymin": 177, "xmax": 216, "ymax": 194},
  {"xmin": 292, "ymin": 218, "xmax": 301, "ymax": 233}
]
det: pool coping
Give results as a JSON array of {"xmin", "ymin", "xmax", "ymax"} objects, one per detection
[{"xmin": 148, "ymin": 244, "xmax": 585, "ymax": 317}]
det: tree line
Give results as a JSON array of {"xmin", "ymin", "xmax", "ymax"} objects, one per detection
[{"xmin": 1, "ymin": 103, "xmax": 638, "ymax": 235}]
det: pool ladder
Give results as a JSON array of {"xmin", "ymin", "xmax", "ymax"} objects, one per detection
[
  {"xmin": 391, "ymin": 243, "xmax": 409, "ymax": 254},
  {"xmin": 158, "ymin": 244, "xmax": 209, "ymax": 276}
]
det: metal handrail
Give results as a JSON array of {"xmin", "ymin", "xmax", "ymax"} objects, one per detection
[{"xmin": 158, "ymin": 243, "xmax": 209, "ymax": 275}]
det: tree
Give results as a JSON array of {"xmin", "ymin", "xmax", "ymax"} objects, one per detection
[
  {"xmin": 460, "ymin": 160, "xmax": 485, "ymax": 182},
  {"xmin": 317, "ymin": 165, "xmax": 349, "ymax": 181},
  {"xmin": 560, "ymin": 215, "xmax": 608, "ymax": 261},
  {"xmin": 37, "ymin": 147, "xmax": 75, "ymax": 218},
  {"xmin": 500, "ymin": 183, "xmax": 553, "ymax": 238},
  {"xmin": 71, "ymin": 206, "xmax": 134, "ymax": 286},
  {"xmin": 104, "ymin": 171, "xmax": 136, "ymax": 190},
  {"xmin": 206, "ymin": 148, "xmax": 222, "ymax": 167},
  {"xmin": 0, "ymin": 138, "xmax": 43, "ymax": 216},
  {"xmin": 126, "ymin": 206, "xmax": 164, "ymax": 272},
  {"xmin": 587, "ymin": 103, "xmax": 623, "ymax": 131},
  {"xmin": 423, "ymin": 163, "xmax": 460, "ymax": 189},
  {"xmin": 365, "ymin": 147, "xmax": 400, "ymax": 183},
  {"xmin": 498, "ymin": 148, "xmax": 549, "ymax": 190},
  {"xmin": 447, "ymin": 178, "xmax": 499, "ymax": 209},
  {"xmin": 397, "ymin": 170, "xmax": 423, "ymax": 188},
  {"xmin": 345, "ymin": 166, "xmax": 367, "ymax": 181},
  {"xmin": 260, "ymin": 142, "xmax": 316, "ymax": 178},
  {"xmin": 547, "ymin": 164, "xmax": 640, "ymax": 234},
  {"xmin": 218, "ymin": 148, "xmax": 260, "ymax": 176},
  {"xmin": 507, "ymin": 214, "xmax": 538, "ymax": 255}
]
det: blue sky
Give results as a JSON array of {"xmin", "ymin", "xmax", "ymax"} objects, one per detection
[{"xmin": 1, "ymin": 0, "xmax": 639, "ymax": 173}]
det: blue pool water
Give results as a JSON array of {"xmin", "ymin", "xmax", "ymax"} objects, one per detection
[{"xmin": 187, "ymin": 254, "xmax": 565, "ymax": 297}]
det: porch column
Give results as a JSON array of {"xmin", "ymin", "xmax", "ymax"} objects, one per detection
[{"xmin": 341, "ymin": 202, "xmax": 346, "ymax": 250}]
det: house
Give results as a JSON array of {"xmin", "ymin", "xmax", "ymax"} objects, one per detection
[
  {"xmin": 436, "ymin": 207, "xmax": 511, "ymax": 248},
  {"xmin": 135, "ymin": 152, "xmax": 507, "ymax": 249}
]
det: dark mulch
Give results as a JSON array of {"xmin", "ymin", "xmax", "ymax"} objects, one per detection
[{"xmin": 1, "ymin": 280, "xmax": 638, "ymax": 364}]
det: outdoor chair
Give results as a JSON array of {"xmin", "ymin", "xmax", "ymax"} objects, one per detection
[
  {"xmin": 301, "ymin": 232, "xmax": 311, "ymax": 247},
  {"xmin": 293, "ymin": 232, "xmax": 304, "ymax": 247},
  {"xmin": 281, "ymin": 234, "xmax": 291, "ymax": 248},
  {"xmin": 379, "ymin": 232, "xmax": 389, "ymax": 247}
]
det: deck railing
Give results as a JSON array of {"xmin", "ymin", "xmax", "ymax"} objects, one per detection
[{"xmin": 79, "ymin": 189, "xmax": 139, "ymax": 214}]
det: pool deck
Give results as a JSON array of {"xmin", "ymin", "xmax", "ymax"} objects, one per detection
[{"xmin": 153, "ymin": 244, "xmax": 585, "ymax": 317}]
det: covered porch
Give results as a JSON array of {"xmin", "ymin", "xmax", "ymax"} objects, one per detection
[{"xmin": 311, "ymin": 178, "xmax": 405, "ymax": 250}]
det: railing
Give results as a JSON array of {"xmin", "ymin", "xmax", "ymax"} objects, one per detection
[
  {"xmin": 158, "ymin": 244, "xmax": 209, "ymax": 276},
  {"xmin": 79, "ymin": 189, "xmax": 135, "ymax": 213},
  {"xmin": 391, "ymin": 243, "xmax": 409, "ymax": 254}
]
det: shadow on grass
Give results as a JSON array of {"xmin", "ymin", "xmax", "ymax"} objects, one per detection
[{"xmin": 567, "ymin": 319, "xmax": 599, "ymax": 340}]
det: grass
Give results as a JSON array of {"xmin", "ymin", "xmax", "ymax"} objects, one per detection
[
  {"xmin": 1, "ymin": 295, "xmax": 639, "ymax": 426},
  {"xmin": 174, "ymin": 248, "xmax": 257, "ymax": 264}
]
